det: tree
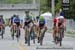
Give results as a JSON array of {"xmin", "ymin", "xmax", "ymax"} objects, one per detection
[
  {"xmin": 40, "ymin": 0, "xmax": 61, "ymax": 13},
  {"xmin": 63, "ymin": 0, "xmax": 75, "ymax": 20}
]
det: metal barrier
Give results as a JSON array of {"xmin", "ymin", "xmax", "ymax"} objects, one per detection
[{"xmin": 47, "ymin": 19, "xmax": 75, "ymax": 32}]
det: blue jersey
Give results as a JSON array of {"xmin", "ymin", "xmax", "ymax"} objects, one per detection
[
  {"xmin": 13, "ymin": 17, "xmax": 21, "ymax": 23},
  {"xmin": 39, "ymin": 19, "xmax": 46, "ymax": 24}
]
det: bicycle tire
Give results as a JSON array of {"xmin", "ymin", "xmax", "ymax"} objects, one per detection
[
  {"xmin": 59, "ymin": 28, "xmax": 63, "ymax": 46},
  {"xmin": 12, "ymin": 29, "xmax": 15, "ymax": 40},
  {"xmin": 16, "ymin": 27, "xmax": 20, "ymax": 42},
  {"xmin": 26, "ymin": 27, "xmax": 30, "ymax": 46},
  {"xmin": 27, "ymin": 30, "xmax": 30, "ymax": 46},
  {"xmin": 40, "ymin": 30, "xmax": 44, "ymax": 46}
]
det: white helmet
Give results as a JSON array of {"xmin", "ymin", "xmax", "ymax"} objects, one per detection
[
  {"xmin": 56, "ymin": 16, "xmax": 64, "ymax": 19},
  {"xmin": 59, "ymin": 16, "xmax": 64, "ymax": 19}
]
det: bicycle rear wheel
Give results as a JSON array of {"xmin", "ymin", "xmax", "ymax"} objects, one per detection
[
  {"xmin": 26, "ymin": 26, "xmax": 31, "ymax": 46},
  {"xmin": 40, "ymin": 30, "xmax": 45, "ymax": 46},
  {"xmin": 27, "ymin": 30, "xmax": 30, "ymax": 46},
  {"xmin": 59, "ymin": 29, "xmax": 63, "ymax": 46},
  {"xmin": 16, "ymin": 27, "xmax": 20, "ymax": 42},
  {"xmin": 12, "ymin": 29, "xmax": 15, "ymax": 40},
  {"xmin": 59, "ymin": 33, "xmax": 62, "ymax": 46}
]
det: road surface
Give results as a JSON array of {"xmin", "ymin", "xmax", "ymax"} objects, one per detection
[{"xmin": 0, "ymin": 26, "xmax": 75, "ymax": 50}]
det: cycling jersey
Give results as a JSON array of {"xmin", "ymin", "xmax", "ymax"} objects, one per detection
[
  {"xmin": 24, "ymin": 16, "xmax": 33, "ymax": 26},
  {"xmin": 13, "ymin": 17, "xmax": 21, "ymax": 27},
  {"xmin": 53, "ymin": 18, "xmax": 57, "ymax": 24},
  {"xmin": 38, "ymin": 16, "xmax": 46, "ymax": 28},
  {"xmin": 39, "ymin": 16, "xmax": 46, "ymax": 24},
  {"xmin": 39, "ymin": 19, "xmax": 46, "ymax": 25},
  {"xmin": 13, "ymin": 17, "xmax": 21, "ymax": 23}
]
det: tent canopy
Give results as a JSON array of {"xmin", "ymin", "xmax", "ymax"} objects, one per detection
[{"xmin": 40, "ymin": 12, "xmax": 52, "ymax": 20}]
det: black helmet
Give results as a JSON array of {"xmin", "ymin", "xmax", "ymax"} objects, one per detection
[
  {"xmin": 25, "ymin": 10, "xmax": 29, "ymax": 13},
  {"xmin": 13, "ymin": 14, "xmax": 16, "ymax": 17},
  {"xmin": 0, "ymin": 15, "xmax": 3, "ymax": 17}
]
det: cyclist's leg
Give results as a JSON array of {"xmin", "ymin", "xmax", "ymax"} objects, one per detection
[
  {"xmin": 53, "ymin": 27, "xmax": 58, "ymax": 42},
  {"xmin": 62, "ymin": 28, "xmax": 64, "ymax": 38},
  {"xmin": 16, "ymin": 23, "xmax": 21, "ymax": 37},
  {"xmin": 53, "ymin": 29, "xmax": 56, "ymax": 42},
  {"xmin": 34, "ymin": 24, "xmax": 39, "ymax": 39},
  {"xmin": 30, "ymin": 25, "xmax": 33, "ymax": 40},
  {"xmin": 11, "ymin": 25, "xmax": 13, "ymax": 32},
  {"xmin": 15, "ymin": 23, "xmax": 18, "ymax": 37},
  {"xmin": 24, "ymin": 26, "xmax": 28, "ymax": 43},
  {"xmin": 18, "ymin": 25, "xmax": 21, "ymax": 37},
  {"xmin": 10, "ymin": 22, "xmax": 13, "ymax": 32},
  {"xmin": 43, "ymin": 25, "xmax": 47, "ymax": 36},
  {"xmin": 41, "ymin": 25, "xmax": 47, "ymax": 39},
  {"xmin": 31, "ymin": 24, "xmax": 36, "ymax": 40},
  {"xmin": 11, "ymin": 24, "xmax": 14, "ymax": 32},
  {"xmin": 38, "ymin": 26, "xmax": 41, "ymax": 42}
]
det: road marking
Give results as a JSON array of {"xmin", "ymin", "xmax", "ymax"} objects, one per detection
[{"xmin": 19, "ymin": 43, "xmax": 26, "ymax": 50}]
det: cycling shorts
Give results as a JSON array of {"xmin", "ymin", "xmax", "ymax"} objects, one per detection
[
  {"xmin": 24, "ymin": 20, "xmax": 32, "ymax": 26},
  {"xmin": 14, "ymin": 22, "xmax": 20, "ymax": 27},
  {"xmin": 39, "ymin": 21, "xmax": 45, "ymax": 29}
]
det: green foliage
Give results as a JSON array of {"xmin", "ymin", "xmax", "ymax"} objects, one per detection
[
  {"xmin": 55, "ymin": 0, "xmax": 61, "ymax": 12},
  {"xmin": 63, "ymin": 0, "xmax": 75, "ymax": 19},
  {"xmin": 40, "ymin": 0, "xmax": 61, "ymax": 13},
  {"xmin": 0, "ymin": 0, "xmax": 32, "ymax": 4},
  {"xmin": 40, "ymin": 0, "xmax": 51, "ymax": 13}
]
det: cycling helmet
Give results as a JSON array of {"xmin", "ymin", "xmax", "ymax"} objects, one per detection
[{"xmin": 39, "ymin": 16, "xmax": 44, "ymax": 21}]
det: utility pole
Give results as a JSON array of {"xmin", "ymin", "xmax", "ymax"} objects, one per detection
[
  {"xmin": 39, "ymin": 0, "xmax": 40, "ymax": 15},
  {"xmin": 33, "ymin": 0, "xmax": 36, "ymax": 4},
  {"xmin": 52, "ymin": 0, "xmax": 55, "ymax": 18}
]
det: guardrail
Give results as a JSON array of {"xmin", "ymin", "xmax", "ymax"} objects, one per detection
[{"xmin": 0, "ymin": 4, "xmax": 39, "ymax": 10}]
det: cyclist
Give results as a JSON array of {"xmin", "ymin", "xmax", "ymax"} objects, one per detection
[
  {"xmin": 53, "ymin": 17, "xmax": 58, "ymax": 42},
  {"xmin": 13, "ymin": 15, "xmax": 21, "ymax": 38},
  {"xmin": 30, "ymin": 13, "xmax": 36, "ymax": 40},
  {"xmin": 57, "ymin": 16, "xmax": 66, "ymax": 38},
  {"xmin": 10, "ymin": 14, "xmax": 17, "ymax": 32},
  {"xmin": 10, "ymin": 14, "xmax": 16, "ymax": 26},
  {"xmin": 0, "ymin": 15, "xmax": 5, "ymax": 30},
  {"xmin": 0, "ymin": 15, "xmax": 5, "ymax": 38},
  {"xmin": 37, "ymin": 16, "xmax": 47, "ymax": 44},
  {"xmin": 24, "ymin": 11, "xmax": 34, "ymax": 44},
  {"xmin": 1, "ymin": 15, "xmax": 5, "ymax": 33}
]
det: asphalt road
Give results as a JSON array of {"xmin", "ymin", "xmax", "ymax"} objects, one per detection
[{"xmin": 0, "ymin": 26, "xmax": 74, "ymax": 50}]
